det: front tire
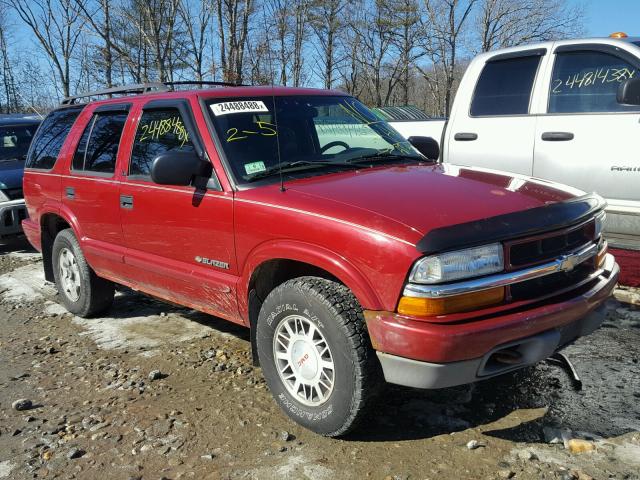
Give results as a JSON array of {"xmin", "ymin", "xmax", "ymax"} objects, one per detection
[
  {"xmin": 52, "ymin": 229, "xmax": 114, "ymax": 317},
  {"xmin": 257, "ymin": 277, "xmax": 380, "ymax": 436}
]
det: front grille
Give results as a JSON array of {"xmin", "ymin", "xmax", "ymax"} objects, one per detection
[
  {"xmin": 506, "ymin": 220, "xmax": 595, "ymax": 269},
  {"xmin": 510, "ymin": 262, "xmax": 595, "ymax": 301}
]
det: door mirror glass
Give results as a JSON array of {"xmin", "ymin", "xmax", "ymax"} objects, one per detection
[
  {"xmin": 408, "ymin": 136, "xmax": 439, "ymax": 160},
  {"xmin": 150, "ymin": 151, "xmax": 211, "ymax": 186},
  {"xmin": 617, "ymin": 76, "xmax": 640, "ymax": 106}
]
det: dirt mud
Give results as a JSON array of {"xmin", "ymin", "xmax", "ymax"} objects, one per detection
[{"xmin": 1, "ymin": 237, "xmax": 639, "ymax": 480}]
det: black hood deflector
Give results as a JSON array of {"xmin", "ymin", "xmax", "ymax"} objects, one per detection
[{"xmin": 416, "ymin": 194, "xmax": 606, "ymax": 254}]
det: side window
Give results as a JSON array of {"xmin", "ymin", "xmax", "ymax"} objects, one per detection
[
  {"xmin": 72, "ymin": 112, "xmax": 127, "ymax": 174},
  {"xmin": 470, "ymin": 55, "xmax": 541, "ymax": 116},
  {"xmin": 129, "ymin": 108, "xmax": 194, "ymax": 178},
  {"xmin": 548, "ymin": 51, "xmax": 638, "ymax": 113},
  {"xmin": 26, "ymin": 108, "xmax": 82, "ymax": 170}
]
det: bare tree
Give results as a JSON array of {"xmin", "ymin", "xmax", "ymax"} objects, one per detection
[
  {"xmin": 477, "ymin": 0, "xmax": 584, "ymax": 52},
  {"xmin": 417, "ymin": 0, "xmax": 477, "ymax": 116},
  {"xmin": 178, "ymin": 0, "xmax": 215, "ymax": 82},
  {"xmin": 6, "ymin": 0, "xmax": 85, "ymax": 98},
  {"xmin": 310, "ymin": 0, "xmax": 348, "ymax": 89},
  {"xmin": 0, "ymin": 10, "xmax": 19, "ymax": 112},
  {"xmin": 390, "ymin": 0, "xmax": 424, "ymax": 105},
  {"xmin": 216, "ymin": 0, "xmax": 253, "ymax": 84}
]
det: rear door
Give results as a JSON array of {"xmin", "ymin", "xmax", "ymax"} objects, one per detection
[
  {"xmin": 61, "ymin": 104, "xmax": 130, "ymax": 276},
  {"xmin": 445, "ymin": 49, "xmax": 546, "ymax": 174},
  {"xmin": 119, "ymin": 99, "xmax": 239, "ymax": 321},
  {"xmin": 533, "ymin": 44, "xmax": 640, "ymax": 247}
]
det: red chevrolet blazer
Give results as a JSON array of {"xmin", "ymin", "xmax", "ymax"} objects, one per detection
[{"xmin": 22, "ymin": 83, "xmax": 618, "ymax": 436}]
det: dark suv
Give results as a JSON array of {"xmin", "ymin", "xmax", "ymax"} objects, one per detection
[
  {"xmin": 22, "ymin": 83, "xmax": 618, "ymax": 436},
  {"xmin": 0, "ymin": 114, "xmax": 39, "ymax": 239}
]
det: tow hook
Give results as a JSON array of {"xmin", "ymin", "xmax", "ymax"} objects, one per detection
[{"xmin": 546, "ymin": 352, "xmax": 583, "ymax": 391}]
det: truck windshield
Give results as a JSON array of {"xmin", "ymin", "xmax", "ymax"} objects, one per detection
[
  {"xmin": 0, "ymin": 124, "xmax": 37, "ymax": 162},
  {"xmin": 205, "ymin": 95, "xmax": 422, "ymax": 184}
]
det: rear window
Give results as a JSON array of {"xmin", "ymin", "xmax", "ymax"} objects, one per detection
[
  {"xmin": 0, "ymin": 124, "xmax": 38, "ymax": 161},
  {"xmin": 72, "ymin": 111, "xmax": 127, "ymax": 175},
  {"xmin": 26, "ymin": 108, "xmax": 82, "ymax": 170},
  {"xmin": 470, "ymin": 56, "xmax": 541, "ymax": 116}
]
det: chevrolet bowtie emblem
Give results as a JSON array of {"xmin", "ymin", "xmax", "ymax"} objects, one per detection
[{"xmin": 559, "ymin": 253, "xmax": 580, "ymax": 272}]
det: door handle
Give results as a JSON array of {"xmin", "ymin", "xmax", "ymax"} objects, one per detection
[
  {"xmin": 65, "ymin": 187, "xmax": 75, "ymax": 200},
  {"xmin": 541, "ymin": 131, "xmax": 574, "ymax": 141},
  {"xmin": 454, "ymin": 132, "xmax": 478, "ymax": 141},
  {"xmin": 120, "ymin": 194, "xmax": 133, "ymax": 209}
]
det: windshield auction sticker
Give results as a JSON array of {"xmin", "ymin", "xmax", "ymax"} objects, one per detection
[
  {"xmin": 211, "ymin": 101, "xmax": 269, "ymax": 116},
  {"xmin": 244, "ymin": 161, "xmax": 266, "ymax": 174}
]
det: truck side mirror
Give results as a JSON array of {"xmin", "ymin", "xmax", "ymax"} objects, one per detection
[
  {"xmin": 150, "ymin": 151, "xmax": 211, "ymax": 186},
  {"xmin": 617, "ymin": 76, "xmax": 640, "ymax": 106},
  {"xmin": 408, "ymin": 136, "xmax": 440, "ymax": 161}
]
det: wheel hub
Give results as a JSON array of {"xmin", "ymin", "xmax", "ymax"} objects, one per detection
[
  {"xmin": 273, "ymin": 314, "xmax": 335, "ymax": 407},
  {"xmin": 58, "ymin": 247, "xmax": 81, "ymax": 302}
]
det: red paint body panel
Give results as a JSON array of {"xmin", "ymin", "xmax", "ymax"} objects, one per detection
[
  {"xmin": 22, "ymin": 86, "xmax": 616, "ymax": 368},
  {"xmin": 365, "ymin": 265, "xmax": 618, "ymax": 363}
]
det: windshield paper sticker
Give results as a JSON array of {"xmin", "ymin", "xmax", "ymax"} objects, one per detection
[
  {"xmin": 244, "ymin": 161, "xmax": 266, "ymax": 175},
  {"xmin": 211, "ymin": 101, "xmax": 269, "ymax": 116}
]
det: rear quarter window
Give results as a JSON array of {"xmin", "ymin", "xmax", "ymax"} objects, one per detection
[
  {"xmin": 470, "ymin": 55, "xmax": 541, "ymax": 116},
  {"xmin": 26, "ymin": 108, "xmax": 82, "ymax": 170}
]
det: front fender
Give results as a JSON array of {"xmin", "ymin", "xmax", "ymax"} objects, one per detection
[{"xmin": 237, "ymin": 239, "xmax": 383, "ymax": 320}]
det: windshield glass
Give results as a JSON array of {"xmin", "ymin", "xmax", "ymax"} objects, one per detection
[
  {"xmin": 206, "ymin": 95, "xmax": 422, "ymax": 183},
  {"xmin": 0, "ymin": 124, "xmax": 37, "ymax": 161}
]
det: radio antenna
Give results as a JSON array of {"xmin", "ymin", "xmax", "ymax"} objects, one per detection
[
  {"xmin": 14, "ymin": 90, "xmax": 44, "ymax": 119},
  {"xmin": 262, "ymin": 4, "xmax": 285, "ymax": 192}
]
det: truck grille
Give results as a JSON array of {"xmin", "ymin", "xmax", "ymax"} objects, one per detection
[{"xmin": 505, "ymin": 219, "xmax": 595, "ymax": 270}]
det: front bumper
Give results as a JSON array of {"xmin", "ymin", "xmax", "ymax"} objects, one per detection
[
  {"xmin": 365, "ymin": 254, "xmax": 618, "ymax": 389},
  {"xmin": 0, "ymin": 199, "xmax": 27, "ymax": 239}
]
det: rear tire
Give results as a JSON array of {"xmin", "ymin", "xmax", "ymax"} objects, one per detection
[
  {"xmin": 52, "ymin": 229, "xmax": 114, "ymax": 317},
  {"xmin": 257, "ymin": 276, "xmax": 380, "ymax": 436}
]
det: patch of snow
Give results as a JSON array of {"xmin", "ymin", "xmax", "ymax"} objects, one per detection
[
  {"xmin": 0, "ymin": 461, "xmax": 14, "ymax": 479},
  {"xmin": 0, "ymin": 263, "xmax": 53, "ymax": 303}
]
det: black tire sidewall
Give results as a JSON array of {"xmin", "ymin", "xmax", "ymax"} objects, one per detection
[
  {"xmin": 257, "ymin": 280, "xmax": 360, "ymax": 436},
  {"xmin": 52, "ymin": 230, "xmax": 93, "ymax": 316}
]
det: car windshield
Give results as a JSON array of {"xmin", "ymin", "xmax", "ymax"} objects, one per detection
[
  {"xmin": 0, "ymin": 124, "xmax": 38, "ymax": 162},
  {"xmin": 205, "ymin": 95, "xmax": 423, "ymax": 184}
]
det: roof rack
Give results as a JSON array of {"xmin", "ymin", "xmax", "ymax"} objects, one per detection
[
  {"xmin": 165, "ymin": 81, "xmax": 246, "ymax": 88},
  {"xmin": 61, "ymin": 82, "xmax": 169, "ymax": 105},
  {"xmin": 61, "ymin": 80, "xmax": 247, "ymax": 105}
]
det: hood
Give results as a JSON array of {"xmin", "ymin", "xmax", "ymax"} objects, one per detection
[
  {"xmin": 0, "ymin": 159, "xmax": 25, "ymax": 190},
  {"xmin": 276, "ymin": 163, "xmax": 585, "ymax": 245}
]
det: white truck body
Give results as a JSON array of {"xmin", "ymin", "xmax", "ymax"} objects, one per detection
[{"xmin": 391, "ymin": 36, "xmax": 640, "ymax": 250}]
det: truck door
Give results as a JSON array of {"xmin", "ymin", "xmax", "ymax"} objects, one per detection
[
  {"xmin": 119, "ymin": 99, "xmax": 239, "ymax": 321},
  {"xmin": 445, "ymin": 49, "xmax": 546, "ymax": 175},
  {"xmin": 533, "ymin": 44, "xmax": 640, "ymax": 248}
]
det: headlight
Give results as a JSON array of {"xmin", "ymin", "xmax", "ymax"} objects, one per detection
[
  {"xmin": 0, "ymin": 190, "xmax": 9, "ymax": 202},
  {"xmin": 409, "ymin": 243, "xmax": 504, "ymax": 284},
  {"xmin": 594, "ymin": 212, "xmax": 606, "ymax": 239}
]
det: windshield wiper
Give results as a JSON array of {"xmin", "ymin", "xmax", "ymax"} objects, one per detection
[
  {"xmin": 245, "ymin": 160, "xmax": 358, "ymax": 181},
  {"xmin": 345, "ymin": 152, "xmax": 424, "ymax": 164}
]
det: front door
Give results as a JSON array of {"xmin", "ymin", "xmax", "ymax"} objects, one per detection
[
  {"xmin": 119, "ymin": 99, "xmax": 239, "ymax": 321},
  {"xmin": 534, "ymin": 45, "xmax": 640, "ymax": 246}
]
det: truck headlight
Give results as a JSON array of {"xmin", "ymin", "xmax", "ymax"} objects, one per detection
[
  {"xmin": 409, "ymin": 243, "xmax": 504, "ymax": 284},
  {"xmin": 0, "ymin": 190, "xmax": 9, "ymax": 202}
]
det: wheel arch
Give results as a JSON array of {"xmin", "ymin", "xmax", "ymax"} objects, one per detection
[
  {"xmin": 39, "ymin": 208, "xmax": 80, "ymax": 282},
  {"xmin": 239, "ymin": 240, "xmax": 382, "ymax": 366}
]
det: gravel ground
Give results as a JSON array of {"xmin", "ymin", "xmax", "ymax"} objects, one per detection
[{"xmin": 0, "ymin": 237, "xmax": 639, "ymax": 480}]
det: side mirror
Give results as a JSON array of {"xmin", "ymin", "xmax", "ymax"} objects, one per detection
[
  {"xmin": 408, "ymin": 136, "xmax": 440, "ymax": 161},
  {"xmin": 617, "ymin": 76, "xmax": 640, "ymax": 106},
  {"xmin": 150, "ymin": 151, "xmax": 211, "ymax": 186}
]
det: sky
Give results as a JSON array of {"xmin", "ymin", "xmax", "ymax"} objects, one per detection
[{"xmin": 581, "ymin": 0, "xmax": 640, "ymax": 37}]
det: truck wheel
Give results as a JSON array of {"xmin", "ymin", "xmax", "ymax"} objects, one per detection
[
  {"xmin": 256, "ymin": 276, "xmax": 380, "ymax": 436},
  {"xmin": 52, "ymin": 229, "xmax": 114, "ymax": 317}
]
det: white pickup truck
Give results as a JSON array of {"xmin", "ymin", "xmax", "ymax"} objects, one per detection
[{"xmin": 390, "ymin": 34, "xmax": 640, "ymax": 252}]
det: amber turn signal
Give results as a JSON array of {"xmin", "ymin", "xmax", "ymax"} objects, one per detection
[
  {"xmin": 609, "ymin": 32, "xmax": 628, "ymax": 38},
  {"xmin": 596, "ymin": 243, "xmax": 608, "ymax": 268},
  {"xmin": 397, "ymin": 286, "xmax": 505, "ymax": 317}
]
